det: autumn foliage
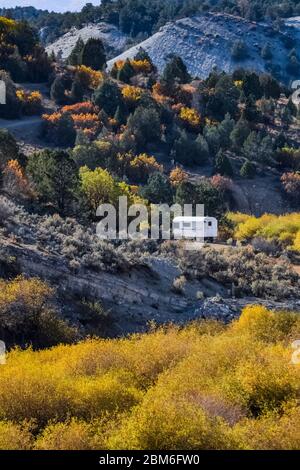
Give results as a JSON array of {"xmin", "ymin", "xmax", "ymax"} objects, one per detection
[
  {"xmin": 16, "ymin": 89, "xmax": 42, "ymax": 115},
  {"xmin": 178, "ymin": 106, "xmax": 201, "ymax": 131},
  {"xmin": 43, "ymin": 102, "xmax": 101, "ymax": 140},
  {"xmin": 3, "ymin": 160, "xmax": 33, "ymax": 198},
  {"xmin": 75, "ymin": 65, "xmax": 103, "ymax": 90},
  {"xmin": 0, "ymin": 305, "xmax": 299, "ymax": 449},
  {"xmin": 228, "ymin": 212, "xmax": 300, "ymax": 251},
  {"xmin": 169, "ymin": 167, "xmax": 188, "ymax": 187}
]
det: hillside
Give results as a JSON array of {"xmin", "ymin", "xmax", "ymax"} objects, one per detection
[
  {"xmin": 0, "ymin": 6, "xmax": 300, "ymax": 455},
  {"xmin": 46, "ymin": 23, "xmax": 129, "ymax": 61},
  {"xmin": 107, "ymin": 13, "xmax": 300, "ymax": 83}
]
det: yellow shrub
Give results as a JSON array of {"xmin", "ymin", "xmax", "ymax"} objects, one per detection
[
  {"xmin": 35, "ymin": 419, "xmax": 97, "ymax": 450},
  {"xmin": 233, "ymin": 305, "xmax": 300, "ymax": 343},
  {"xmin": 108, "ymin": 389, "xmax": 236, "ymax": 450},
  {"xmin": 0, "ymin": 308, "xmax": 299, "ymax": 449},
  {"xmin": 0, "ymin": 421, "xmax": 33, "ymax": 450},
  {"xmin": 16, "ymin": 89, "xmax": 42, "ymax": 115},
  {"xmin": 227, "ymin": 212, "xmax": 251, "ymax": 225},
  {"xmin": 233, "ymin": 404, "xmax": 300, "ymax": 449},
  {"xmin": 293, "ymin": 231, "xmax": 300, "ymax": 251},
  {"xmin": 76, "ymin": 65, "xmax": 103, "ymax": 89},
  {"xmin": 122, "ymin": 85, "xmax": 143, "ymax": 103},
  {"xmin": 130, "ymin": 59, "xmax": 152, "ymax": 74},
  {"xmin": 0, "ymin": 276, "xmax": 53, "ymax": 321},
  {"xmin": 179, "ymin": 106, "xmax": 201, "ymax": 130},
  {"xmin": 230, "ymin": 212, "xmax": 300, "ymax": 247}
]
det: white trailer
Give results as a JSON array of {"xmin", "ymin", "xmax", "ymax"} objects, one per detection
[{"xmin": 172, "ymin": 216, "xmax": 218, "ymax": 241}]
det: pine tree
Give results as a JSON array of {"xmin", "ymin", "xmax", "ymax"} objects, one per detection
[
  {"xmin": 117, "ymin": 59, "xmax": 135, "ymax": 83},
  {"xmin": 162, "ymin": 55, "xmax": 190, "ymax": 88},
  {"xmin": 50, "ymin": 76, "xmax": 66, "ymax": 105},
  {"xmin": 214, "ymin": 150, "xmax": 233, "ymax": 177},
  {"xmin": 114, "ymin": 104, "xmax": 127, "ymax": 126},
  {"xmin": 93, "ymin": 80, "xmax": 122, "ymax": 116},
  {"xmin": 242, "ymin": 95, "xmax": 261, "ymax": 122},
  {"xmin": 230, "ymin": 119, "xmax": 250, "ymax": 150},
  {"xmin": 27, "ymin": 150, "xmax": 78, "ymax": 214},
  {"xmin": 218, "ymin": 113, "xmax": 235, "ymax": 149},
  {"xmin": 240, "ymin": 159, "xmax": 256, "ymax": 178},
  {"xmin": 79, "ymin": 38, "xmax": 106, "ymax": 71},
  {"xmin": 68, "ymin": 37, "xmax": 84, "ymax": 66},
  {"xmin": 71, "ymin": 76, "xmax": 84, "ymax": 103}
]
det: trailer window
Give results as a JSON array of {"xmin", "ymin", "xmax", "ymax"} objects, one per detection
[
  {"xmin": 208, "ymin": 221, "xmax": 212, "ymax": 227},
  {"xmin": 183, "ymin": 223, "xmax": 190, "ymax": 228},
  {"xmin": 173, "ymin": 223, "xmax": 180, "ymax": 229}
]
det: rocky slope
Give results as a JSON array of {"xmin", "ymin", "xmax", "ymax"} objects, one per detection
[
  {"xmin": 46, "ymin": 22, "xmax": 129, "ymax": 60},
  {"xmin": 107, "ymin": 12, "xmax": 300, "ymax": 83}
]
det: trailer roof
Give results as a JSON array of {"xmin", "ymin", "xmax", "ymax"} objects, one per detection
[{"xmin": 173, "ymin": 216, "xmax": 217, "ymax": 221}]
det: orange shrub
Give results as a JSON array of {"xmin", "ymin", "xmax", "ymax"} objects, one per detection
[
  {"xmin": 61, "ymin": 102, "xmax": 97, "ymax": 115},
  {"xmin": 210, "ymin": 174, "xmax": 233, "ymax": 192},
  {"xmin": 3, "ymin": 160, "xmax": 33, "ymax": 198},
  {"xmin": 169, "ymin": 167, "xmax": 188, "ymax": 187},
  {"xmin": 44, "ymin": 103, "xmax": 101, "ymax": 140}
]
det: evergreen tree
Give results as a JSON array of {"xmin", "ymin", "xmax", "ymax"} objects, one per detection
[
  {"xmin": 259, "ymin": 73, "xmax": 281, "ymax": 99},
  {"xmin": 203, "ymin": 125, "xmax": 221, "ymax": 157},
  {"xmin": 127, "ymin": 106, "xmax": 161, "ymax": 147},
  {"xmin": 242, "ymin": 72, "xmax": 262, "ymax": 99},
  {"xmin": 281, "ymin": 107, "xmax": 292, "ymax": 129},
  {"xmin": 214, "ymin": 150, "xmax": 233, "ymax": 177},
  {"xmin": 240, "ymin": 159, "xmax": 256, "ymax": 178},
  {"xmin": 27, "ymin": 149, "xmax": 78, "ymax": 214},
  {"xmin": 175, "ymin": 181, "xmax": 198, "ymax": 207},
  {"xmin": 134, "ymin": 47, "xmax": 155, "ymax": 71},
  {"xmin": 140, "ymin": 172, "xmax": 173, "ymax": 204},
  {"xmin": 114, "ymin": 104, "xmax": 127, "ymax": 126},
  {"xmin": 68, "ymin": 37, "xmax": 84, "ymax": 66},
  {"xmin": 117, "ymin": 59, "xmax": 135, "ymax": 83},
  {"xmin": 243, "ymin": 132, "xmax": 273, "ymax": 164},
  {"xmin": 134, "ymin": 47, "xmax": 151, "ymax": 63},
  {"xmin": 218, "ymin": 113, "xmax": 235, "ymax": 149},
  {"xmin": 162, "ymin": 55, "xmax": 190, "ymax": 88},
  {"xmin": 50, "ymin": 75, "xmax": 66, "ymax": 105},
  {"xmin": 79, "ymin": 38, "xmax": 106, "ymax": 71},
  {"xmin": 242, "ymin": 95, "xmax": 261, "ymax": 123},
  {"xmin": 93, "ymin": 80, "xmax": 122, "ymax": 116},
  {"xmin": 70, "ymin": 76, "xmax": 84, "ymax": 103},
  {"xmin": 231, "ymin": 40, "xmax": 248, "ymax": 61},
  {"xmin": 173, "ymin": 131, "xmax": 208, "ymax": 166},
  {"xmin": 230, "ymin": 119, "xmax": 250, "ymax": 150},
  {"xmin": 195, "ymin": 179, "xmax": 225, "ymax": 217}
]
